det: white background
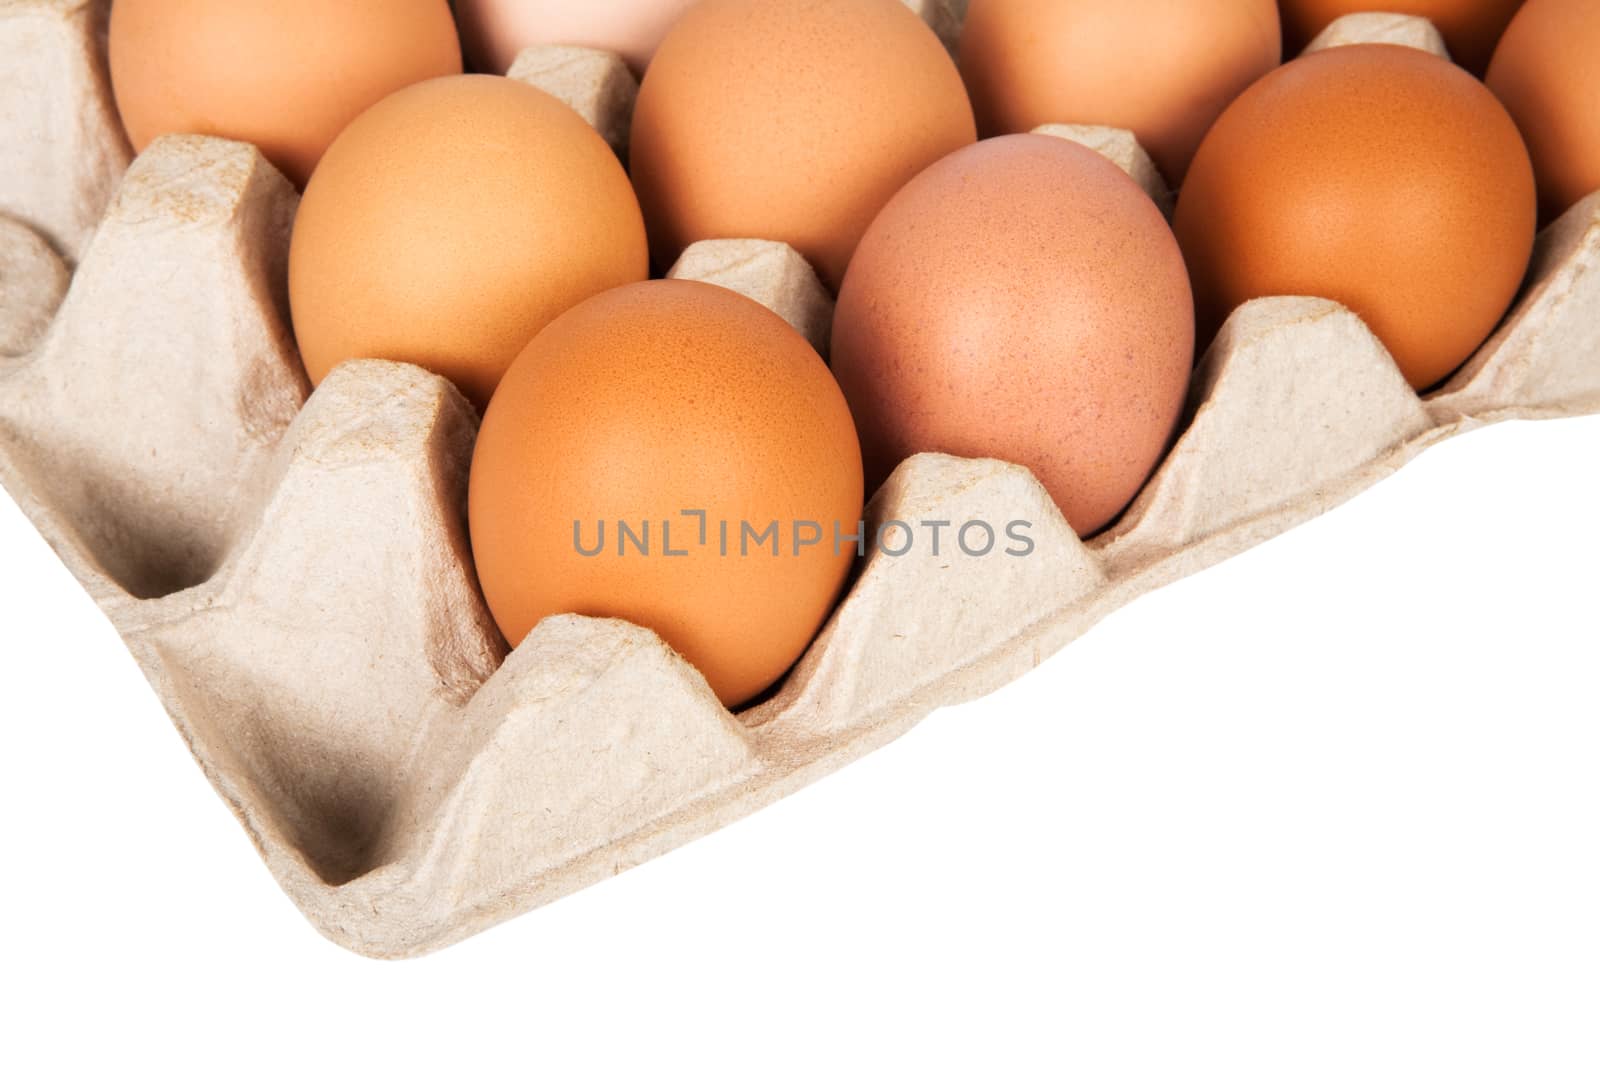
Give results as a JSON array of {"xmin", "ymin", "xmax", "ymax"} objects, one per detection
[{"xmin": 2, "ymin": 414, "xmax": 1596, "ymax": 1065}]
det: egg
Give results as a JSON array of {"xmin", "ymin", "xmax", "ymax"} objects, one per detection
[
  {"xmin": 629, "ymin": 0, "xmax": 976, "ymax": 290},
  {"xmin": 959, "ymin": 0, "xmax": 1281, "ymax": 184},
  {"xmin": 831, "ymin": 135, "xmax": 1193, "ymax": 536},
  {"xmin": 1279, "ymin": 0, "xmax": 1524, "ymax": 73},
  {"xmin": 1174, "ymin": 45, "xmax": 1535, "ymax": 392},
  {"xmin": 107, "ymin": 0, "xmax": 462, "ymax": 188},
  {"xmin": 288, "ymin": 76, "xmax": 648, "ymax": 409},
  {"xmin": 1487, "ymin": 0, "xmax": 1600, "ymax": 221},
  {"xmin": 453, "ymin": 0, "xmax": 699, "ymax": 74},
  {"xmin": 469, "ymin": 280, "xmax": 864, "ymax": 708}
]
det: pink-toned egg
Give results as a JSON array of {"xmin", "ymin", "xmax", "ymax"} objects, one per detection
[
  {"xmin": 831, "ymin": 134, "xmax": 1194, "ymax": 536},
  {"xmin": 454, "ymin": 0, "xmax": 700, "ymax": 73}
]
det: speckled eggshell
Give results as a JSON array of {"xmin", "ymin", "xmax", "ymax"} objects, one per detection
[
  {"xmin": 468, "ymin": 280, "xmax": 864, "ymax": 708},
  {"xmin": 830, "ymin": 134, "xmax": 1194, "ymax": 537},
  {"xmin": 1174, "ymin": 45, "xmax": 1536, "ymax": 392},
  {"xmin": 288, "ymin": 75, "xmax": 648, "ymax": 410},
  {"xmin": 628, "ymin": 0, "xmax": 977, "ymax": 290},
  {"xmin": 108, "ymin": 0, "xmax": 462, "ymax": 188},
  {"xmin": 1279, "ymin": 0, "xmax": 1525, "ymax": 73},
  {"xmin": 453, "ymin": 0, "xmax": 700, "ymax": 74},
  {"xmin": 959, "ymin": 0, "xmax": 1281, "ymax": 184},
  {"xmin": 1487, "ymin": 0, "xmax": 1600, "ymax": 221}
]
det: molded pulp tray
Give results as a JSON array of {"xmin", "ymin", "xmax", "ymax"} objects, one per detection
[{"xmin": 2, "ymin": 1, "xmax": 1597, "ymax": 957}]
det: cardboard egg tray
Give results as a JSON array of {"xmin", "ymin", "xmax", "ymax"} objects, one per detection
[{"xmin": 2, "ymin": 2, "xmax": 1597, "ymax": 958}]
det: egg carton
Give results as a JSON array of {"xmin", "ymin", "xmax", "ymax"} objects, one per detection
[{"xmin": 2, "ymin": 2, "xmax": 1597, "ymax": 959}]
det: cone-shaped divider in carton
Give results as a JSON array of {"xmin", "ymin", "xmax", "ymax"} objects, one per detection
[
  {"xmin": 668, "ymin": 239, "xmax": 835, "ymax": 355},
  {"xmin": 747, "ymin": 455, "xmax": 1103, "ymax": 739},
  {"xmin": 1031, "ymin": 123, "xmax": 1174, "ymax": 214},
  {"xmin": 0, "ymin": 218, "xmax": 69, "ymax": 359},
  {"xmin": 1306, "ymin": 12, "xmax": 1451, "ymax": 57},
  {"xmin": 506, "ymin": 44, "xmax": 638, "ymax": 157},
  {"xmin": 1098, "ymin": 299, "xmax": 1436, "ymax": 574},
  {"xmin": 1430, "ymin": 192, "xmax": 1600, "ymax": 421}
]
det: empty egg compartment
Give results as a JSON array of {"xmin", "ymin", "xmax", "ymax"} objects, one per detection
[
  {"xmin": 0, "ymin": 0, "xmax": 129, "ymax": 263},
  {"xmin": 2, "ymin": 1, "xmax": 1599, "ymax": 956},
  {"xmin": 1, "ymin": 138, "xmax": 304, "ymax": 602}
]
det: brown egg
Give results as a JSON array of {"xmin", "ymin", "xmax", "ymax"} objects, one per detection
[
  {"xmin": 831, "ymin": 135, "xmax": 1193, "ymax": 537},
  {"xmin": 1173, "ymin": 45, "xmax": 1536, "ymax": 392},
  {"xmin": 469, "ymin": 280, "xmax": 864, "ymax": 708},
  {"xmin": 289, "ymin": 76, "xmax": 648, "ymax": 409},
  {"xmin": 107, "ymin": 0, "xmax": 462, "ymax": 188},
  {"xmin": 959, "ymin": 0, "xmax": 1281, "ymax": 184},
  {"xmin": 628, "ymin": 0, "xmax": 976, "ymax": 289},
  {"xmin": 1280, "ymin": 0, "xmax": 1524, "ymax": 73},
  {"xmin": 1487, "ymin": 0, "xmax": 1600, "ymax": 221}
]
